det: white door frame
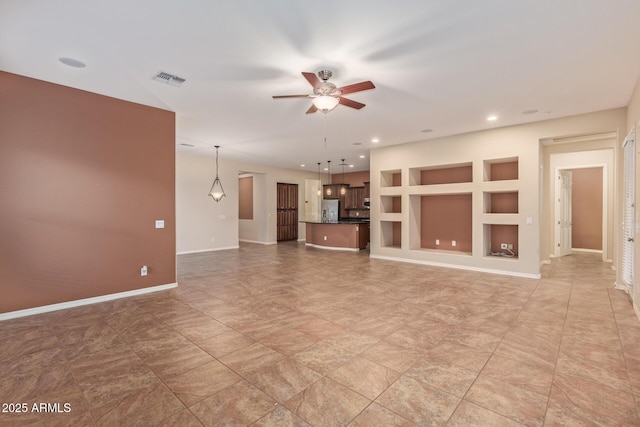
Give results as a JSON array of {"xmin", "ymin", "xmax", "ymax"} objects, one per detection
[{"xmin": 553, "ymin": 164, "xmax": 607, "ymax": 260}]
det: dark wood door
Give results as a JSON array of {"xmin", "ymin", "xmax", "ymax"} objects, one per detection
[{"xmin": 277, "ymin": 183, "xmax": 298, "ymax": 241}]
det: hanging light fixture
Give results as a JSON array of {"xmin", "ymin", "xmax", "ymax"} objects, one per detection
[
  {"xmin": 325, "ymin": 160, "xmax": 332, "ymax": 196},
  {"xmin": 208, "ymin": 145, "xmax": 226, "ymax": 202},
  {"xmin": 312, "ymin": 95, "xmax": 339, "ymax": 113},
  {"xmin": 339, "ymin": 159, "xmax": 348, "ymax": 195},
  {"xmin": 316, "ymin": 162, "xmax": 322, "ymax": 196}
]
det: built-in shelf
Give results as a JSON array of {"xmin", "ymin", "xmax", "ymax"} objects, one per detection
[
  {"xmin": 381, "ymin": 169, "xmax": 402, "ymax": 188},
  {"xmin": 409, "ymin": 162, "xmax": 472, "ymax": 186},
  {"xmin": 380, "ymin": 220, "xmax": 402, "ymax": 248},
  {"xmin": 484, "ymin": 157, "xmax": 518, "ymax": 181},
  {"xmin": 483, "ymin": 224, "xmax": 519, "ymax": 258},
  {"xmin": 381, "ymin": 195, "xmax": 402, "ymax": 213},
  {"xmin": 484, "ymin": 191, "xmax": 519, "ymax": 213}
]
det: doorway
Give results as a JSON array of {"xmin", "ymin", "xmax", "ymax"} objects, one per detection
[{"xmin": 277, "ymin": 182, "xmax": 298, "ymax": 241}]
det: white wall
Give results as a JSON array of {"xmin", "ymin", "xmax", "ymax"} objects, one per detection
[
  {"xmin": 370, "ymin": 108, "xmax": 626, "ymax": 278},
  {"xmin": 176, "ymin": 152, "xmax": 316, "ymax": 254}
]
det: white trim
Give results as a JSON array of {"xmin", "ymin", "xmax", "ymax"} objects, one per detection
[
  {"xmin": 239, "ymin": 239, "xmax": 277, "ymax": 245},
  {"xmin": 0, "ymin": 282, "xmax": 178, "ymax": 321},
  {"xmin": 370, "ymin": 254, "xmax": 541, "ymax": 279},
  {"xmin": 614, "ymin": 281, "xmax": 631, "ymax": 293},
  {"xmin": 635, "ymin": 302, "xmax": 640, "ymax": 322},
  {"xmin": 177, "ymin": 246, "xmax": 239, "ymax": 255},
  {"xmin": 305, "ymin": 243, "xmax": 360, "ymax": 252},
  {"xmin": 571, "ymin": 248, "xmax": 603, "ymax": 254},
  {"xmin": 540, "ymin": 260, "xmax": 551, "ymax": 266}
]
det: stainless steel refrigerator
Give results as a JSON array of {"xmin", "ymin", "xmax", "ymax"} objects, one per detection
[{"xmin": 321, "ymin": 199, "xmax": 339, "ymax": 223}]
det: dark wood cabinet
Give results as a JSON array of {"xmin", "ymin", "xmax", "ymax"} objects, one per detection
[
  {"xmin": 323, "ymin": 184, "xmax": 341, "ymax": 199},
  {"xmin": 277, "ymin": 183, "xmax": 298, "ymax": 241},
  {"xmin": 345, "ymin": 186, "xmax": 365, "ymax": 209},
  {"xmin": 364, "ymin": 182, "xmax": 370, "ymax": 198}
]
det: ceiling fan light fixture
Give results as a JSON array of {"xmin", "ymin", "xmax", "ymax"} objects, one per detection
[{"xmin": 312, "ymin": 95, "xmax": 339, "ymax": 113}]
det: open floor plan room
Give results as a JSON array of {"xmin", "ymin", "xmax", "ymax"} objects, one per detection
[{"xmin": 1, "ymin": 245, "xmax": 639, "ymax": 426}]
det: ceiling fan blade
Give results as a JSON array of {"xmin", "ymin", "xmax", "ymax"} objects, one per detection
[
  {"xmin": 272, "ymin": 94, "xmax": 310, "ymax": 99},
  {"xmin": 339, "ymin": 97, "xmax": 365, "ymax": 109},
  {"xmin": 305, "ymin": 104, "xmax": 318, "ymax": 114},
  {"xmin": 302, "ymin": 72, "xmax": 322, "ymax": 90},
  {"xmin": 338, "ymin": 81, "xmax": 375, "ymax": 95}
]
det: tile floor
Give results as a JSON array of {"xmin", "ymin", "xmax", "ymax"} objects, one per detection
[{"xmin": 1, "ymin": 243, "xmax": 640, "ymax": 426}]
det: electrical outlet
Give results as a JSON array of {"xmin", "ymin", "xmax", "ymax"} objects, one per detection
[
  {"xmin": 507, "ymin": 244, "xmax": 513, "ymax": 250},
  {"xmin": 323, "ymin": 236, "xmax": 327, "ymax": 241},
  {"xmin": 452, "ymin": 240, "xmax": 456, "ymax": 247},
  {"xmin": 435, "ymin": 239, "xmax": 440, "ymax": 245},
  {"xmin": 140, "ymin": 265, "xmax": 148, "ymax": 276},
  {"xmin": 501, "ymin": 243, "xmax": 508, "ymax": 250}
]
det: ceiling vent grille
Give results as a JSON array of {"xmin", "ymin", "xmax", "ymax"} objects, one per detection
[{"xmin": 152, "ymin": 71, "xmax": 186, "ymax": 87}]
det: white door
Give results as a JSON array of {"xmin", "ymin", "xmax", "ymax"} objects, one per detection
[
  {"xmin": 557, "ymin": 170, "xmax": 573, "ymax": 257},
  {"xmin": 622, "ymin": 133, "xmax": 635, "ymax": 290}
]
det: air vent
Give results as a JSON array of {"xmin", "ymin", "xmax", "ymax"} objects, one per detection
[
  {"xmin": 179, "ymin": 143, "xmax": 195, "ymax": 147},
  {"xmin": 152, "ymin": 71, "xmax": 186, "ymax": 87}
]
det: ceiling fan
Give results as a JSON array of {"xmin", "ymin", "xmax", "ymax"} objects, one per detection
[{"xmin": 273, "ymin": 70, "xmax": 375, "ymax": 114}]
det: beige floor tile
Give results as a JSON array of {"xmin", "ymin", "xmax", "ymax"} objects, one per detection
[
  {"xmin": 252, "ymin": 405, "xmax": 311, "ymax": 427},
  {"xmin": 360, "ymin": 340, "xmax": 423, "ymax": 372},
  {"xmin": 246, "ymin": 358, "xmax": 322, "ymax": 403},
  {"xmin": 480, "ymin": 354, "xmax": 554, "ymax": 396},
  {"xmin": 447, "ymin": 400, "xmax": 525, "ymax": 426},
  {"xmin": 285, "ymin": 377, "xmax": 371, "ymax": 427},
  {"xmin": 405, "ymin": 356, "xmax": 479, "ymax": 397},
  {"xmin": 465, "ymin": 374, "xmax": 548, "ymax": 426},
  {"xmin": 197, "ymin": 330, "xmax": 255, "ymax": 358},
  {"xmin": 348, "ymin": 402, "xmax": 417, "ymax": 426},
  {"xmin": 219, "ymin": 343, "xmax": 285, "ymax": 375},
  {"xmin": 259, "ymin": 329, "xmax": 318, "ymax": 356},
  {"xmin": 322, "ymin": 329, "xmax": 380, "ymax": 354},
  {"xmin": 376, "ymin": 375, "xmax": 460, "ymax": 425},
  {"xmin": 328, "ymin": 356, "xmax": 401, "ymax": 400},
  {"xmin": 163, "ymin": 360, "xmax": 242, "ymax": 407},
  {"xmin": 290, "ymin": 341, "xmax": 355, "ymax": 375},
  {"xmin": 426, "ymin": 339, "xmax": 492, "ymax": 371},
  {"xmin": 190, "ymin": 380, "xmax": 276, "ymax": 426},
  {"xmin": 545, "ymin": 373, "xmax": 639, "ymax": 426}
]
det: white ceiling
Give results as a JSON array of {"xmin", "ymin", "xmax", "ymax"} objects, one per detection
[{"xmin": 2, "ymin": 0, "xmax": 640, "ymax": 172}]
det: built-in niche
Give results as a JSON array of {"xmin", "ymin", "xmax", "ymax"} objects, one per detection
[
  {"xmin": 483, "ymin": 224, "xmax": 519, "ymax": 258},
  {"xmin": 483, "ymin": 191, "xmax": 519, "ymax": 214},
  {"xmin": 381, "ymin": 195, "xmax": 402, "ymax": 213},
  {"xmin": 409, "ymin": 162, "xmax": 472, "ymax": 186},
  {"xmin": 380, "ymin": 221, "xmax": 401, "ymax": 248},
  {"xmin": 418, "ymin": 193, "xmax": 472, "ymax": 254},
  {"xmin": 381, "ymin": 169, "xmax": 402, "ymax": 187},
  {"xmin": 484, "ymin": 157, "xmax": 518, "ymax": 181}
]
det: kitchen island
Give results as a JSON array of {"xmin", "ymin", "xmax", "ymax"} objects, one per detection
[{"xmin": 303, "ymin": 220, "xmax": 370, "ymax": 251}]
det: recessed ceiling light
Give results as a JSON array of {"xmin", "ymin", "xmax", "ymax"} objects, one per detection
[
  {"xmin": 59, "ymin": 57, "xmax": 86, "ymax": 68},
  {"xmin": 421, "ymin": 129, "xmax": 433, "ymax": 133},
  {"xmin": 522, "ymin": 109, "xmax": 538, "ymax": 115},
  {"xmin": 349, "ymin": 164, "xmax": 355, "ymax": 168},
  {"xmin": 323, "ymin": 167, "xmax": 328, "ymax": 171},
  {"xmin": 359, "ymin": 155, "xmax": 366, "ymax": 159},
  {"xmin": 487, "ymin": 115, "xmax": 498, "ymax": 122},
  {"xmin": 371, "ymin": 138, "xmax": 380, "ymax": 143},
  {"xmin": 300, "ymin": 164, "xmax": 306, "ymax": 167}
]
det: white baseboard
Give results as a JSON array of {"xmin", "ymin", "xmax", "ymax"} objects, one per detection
[
  {"xmin": 0, "ymin": 282, "xmax": 178, "ymax": 321},
  {"xmin": 305, "ymin": 243, "xmax": 359, "ymax": 252},
  {"xmin": 370, "ymin": 254, "xmax": 541, "ymax": 279},
  {"xmin": 177, "ymin": 246, "xmax": 239, "ymax": 255},
  {"xmin": 635, "ymin": 302, "xmax": 640, "ymax": 322},
  {"xmin": 239, "ymin": 239, "xmax": 277, "ymax": 245},
  {"xmin": 540, "ymin": 260, "xmax": 551, "ymax": 266},
  {"xmin": 571, "ymin": 248, "xmax": 603, "ymax": 254}
]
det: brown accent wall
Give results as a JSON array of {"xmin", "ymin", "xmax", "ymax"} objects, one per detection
[
  {"xmin": 306, "ymin": 223, "xmax": 360, "ymax": 249},
  {"xmin": 490, "ymin": 161, "xmax": 518, "ymax": 180},
  {"xmin": 331, "ymin": 170, "xmax": 370, "ymax": 187},
  {"xmin": 0, "ymin": 71, "xmax": 176, "ymax": 314},
  {"xmin": 421, "ymin": 194, "xmax": 472, "ymax": 252},
  {"xmin": 569, "ymin": 167, "xmax": 603, "ymax": 250},
  {"xmin": 239, "ymin": 176, "xmax": 253, "ymax": 220},
  {"xmin": 490, "ymin": 192, "xmax": 519, "ymax": 213},
  {"xmin": 392, "ymin": 172, "xmax": 402, "ymax": 186}
]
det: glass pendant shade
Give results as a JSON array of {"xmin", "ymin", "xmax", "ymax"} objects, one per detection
[
  {"xmin": 316, "ymin": 162, "xmax": 322, "ymax": 196},
  {"xmin": 312, "ymin": 95, "xmax": 339, "ymax": 113},
  {"xmin": 208, "ymin": 146, "xmax": 226, "ymax": 202}
]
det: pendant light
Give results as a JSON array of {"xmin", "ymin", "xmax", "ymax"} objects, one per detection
[
  {"xmin": 316, "ymin": 162, "xmax": 322, "ymax": 196},
  {"xmin": 208, "ymin": 145, "xmax": 226, "ymax": 202},
  {"xmin": 339, "ymin": 159, "xmax": 348, "ymax": 195},
  {"xmin": 325, "ymin": 160, "xmax": 332, "ymax": 196}
]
